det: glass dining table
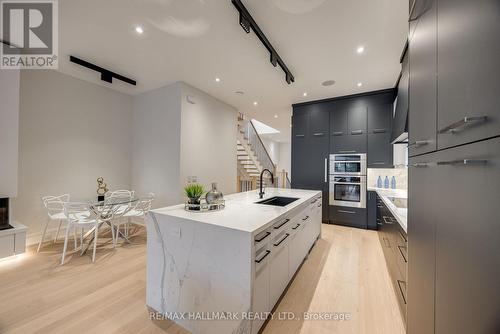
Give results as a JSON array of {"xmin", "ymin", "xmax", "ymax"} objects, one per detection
[{"xmin": 80, "ymin": 196, "xmax": 140, "ymax": 254}]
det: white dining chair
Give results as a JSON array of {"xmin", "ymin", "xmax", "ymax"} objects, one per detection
[
  {"xmin": 39, "ymin": 194, "xmax": 78, "ymax": 252},
  {"xmin": 112, "ymin": 193, "xmax": 154, "ymax": 246},
  {"xmin": 62, "ymin": 202, "xmax": 103, "ymax": 265}
]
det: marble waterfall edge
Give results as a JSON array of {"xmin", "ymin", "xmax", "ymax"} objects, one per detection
[{"xmin": 147, "ymin": 212, "xmax": 253, "ymax": 334}]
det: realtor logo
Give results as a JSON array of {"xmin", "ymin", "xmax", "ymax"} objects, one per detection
[{"xmin": 1, "ymin": 0, "xmax": 58, "ymax": 69}]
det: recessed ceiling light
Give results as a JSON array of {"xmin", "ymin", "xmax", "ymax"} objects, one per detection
[
  {"xmin": 135, "ymin": 26, "xmax": 144, "ymax": 34},
  {"xmin": 215, "ymin": 77, "xmax": 221, "ymax": 82},
  {"xmin": 357, "ymin": 82, "xmax": 363, "ymax": 87},
  {"xmin": 274, "ymin": 114, "xmax": 278, "ymax": 118},
  {"xmin": 303, "ymin": 92, "xmax": 308, "ymax": 97},
  {"xmin": 357, "ymin": 45, "xmax": 365, "ymax": 54},
  {"xmin": 253, "ymin": 101, "xmax": 258, "ymax": 106},
  {"xmin": 322, "ymin": 80, "xmax": 336, "ymax": 87},
  {"xmin": 235, "ymin": 91, "xmax": 244, "ymax": 95}
]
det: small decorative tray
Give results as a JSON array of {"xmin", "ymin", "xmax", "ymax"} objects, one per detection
[{"xmin": 184, "ymin": 199, "xmax": 225, "ymax": 212}]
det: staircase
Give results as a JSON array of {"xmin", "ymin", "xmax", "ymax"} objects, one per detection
[{"xmin": 236, "ymin": 114, "xmax": 291, "ymax": 192}]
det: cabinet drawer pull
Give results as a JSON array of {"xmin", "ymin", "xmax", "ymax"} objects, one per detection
[
  {"xmin": 377, "ymin": 222, "xmax": 383, "ymax": 226},
  {"xmin": 324, "ymin": 158, "xmax": 328, "ymax": 183},
  {"xmin": 408, "ymin": 140, "xmax": 429, "ymax": 148},
  {"xmin": 383, "ymin": 216, "xmax": 394, "ymax": 225},
  {"xmin": 310, "ymin": 199, "xmax": 317, "ymax": 204},
  {"xmin": 437, "ymin": 159, "xmax": 488, "ymax": 166},
  {"xmin": 333, "ymin": 131, "xmax": 344, "ymax": 136},
  {"xmin": 302, "ymin": 215, "xmax": 310, "ymax": 221},
  {"xmin": 292, "ymin": 223, "xmax": 301, "ymax": 230},
  {"xmin": 351, "ymin": 130, "xmax": 363, "ymax": 135},
  {"xmin": 274, "ymin": 219, "xmax": 290, "ymax": 229},
  {"xmin": 339, "ymin": 150, "xmax": 356, "ymax": 153},
  {"xmin": 274, "ymin": 233, "xmax": 290, "ymax": 247},
  {"xmin": 372, "ymin": 129, "xmax": 387, "ymax": 134},
  {"xmin": 254, "ymin": 231, "xmax": 270, "ymax": 243},
  {"xmin": 438, "ymin": 116, "xmax": 487, "ymax": 134},
  {"xmin": 317, "ymin": 203, "xmax": 322, "ymax": 208},
  {"xmin": 313, "ymin": 132, "xmax": 324, "ymax": 136},
  {"xmin": 370, "ymin": 162, "xmax": 385, "ymax": 165},
  {"xmin": 397, "ymin": 280, "xmax": 407, "ymax": 304},
  {"xmin": 338, "ymin": 210, "xmax": 356, "ymax": 214},
  {"xmin": 397, "ymin": 245, "xmax": 408, "ymax": 263},
  {"xmin": 295, "ymin": 134, "xmax": 305, "ymax": 138},
  {"xmin": 255, "ymin": 250, "xmax": 271, "ymax": 263},
  {"xmin": 410, "ymin": 162, "xmax": 430, "ymax": 168}
]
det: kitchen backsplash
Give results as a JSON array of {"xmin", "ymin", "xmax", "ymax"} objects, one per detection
[{"xmin": 367, "ymin": 167, "xmax": 408, "ymax": 190}]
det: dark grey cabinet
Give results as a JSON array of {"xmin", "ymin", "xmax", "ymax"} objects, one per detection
[
  {"xmin": 432, "ymin": 138, "xmax": 500, "ymax": 334},
  {"xmin": 368, "ymin": 133, "xmax": 393, "ymax": 167},
  {"xmin": 331, "ymin": 108, "xmax": 347, "ymax": 136},
  {"xmin": 329, "ymin": 206, "xmax": 366, "ymax": 229},
  {"xmin": 408, "ymin": 137, "xmax": 500, "ymax": 334},
  {"xmin": 408, "ymin": 0, "xmax": 437, "ymax": 157},
  {"xmin": 367, "ymin": 191, "xmax": 377, "ymax": 230},
  {"xmin": 407, "ymin": 155, "xmax": 437, "ymax": 334},
  {"xmin": 368, "ymin": 103, "xmax": 394, "ymax": 168},
  {"xmin": 331, "ymin": 132, "xmax": 366, "ymax": 154},
  {"xmin": 377, "ymin": 196, "xmax": 407, "ymax": 323},
  {"xmin": 392, "ymin": 49, "xmax": 409, "ymax": 143},
  {"xmin": 291, "ymin": 106, "xmax": 329, "ymax": 222},
  {"xmin": 436, "ymin": 0, "xmax": 500, "ymax": 150},
  {"xmin": 348, "ymin": 107, "xmax": 367, "ymax": 134},
  {"xmin": 330, "ymin": 106, "xmax": 367, "ymax": 154}
]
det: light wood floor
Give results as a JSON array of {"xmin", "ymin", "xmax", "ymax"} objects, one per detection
[{"xmin": 0, "ymin": 225, "xmax": 405, "ymax": 334}]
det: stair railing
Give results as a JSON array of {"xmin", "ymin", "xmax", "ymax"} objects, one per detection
[{"xmin": 242, "ymin": 119, "xmax": 276, "ymax": 175}]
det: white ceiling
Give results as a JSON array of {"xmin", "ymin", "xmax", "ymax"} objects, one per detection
[{"xmin": 58, "ymin": 0, "xmax": 408, "ymax": 142}]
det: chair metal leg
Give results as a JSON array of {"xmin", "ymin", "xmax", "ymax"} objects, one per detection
[
  {"xmin": 54, "ymin": 220, "xmax": 62, "ymax": 243},
  {"xmin": 111, "ymin": 223, "xmax": 115, "ymax": 248},
  {"xmin": 37, "ymin": 218, "xmax": 50, "ymax": 253},
  {"xmin": 61, "ymin": 223, "xmax": 71, "ymax": 265},
  {"xmin": 80, "ymin": 228, "xmax": 83, "ymax": 249},
  {"xmin": 92, "ymin": 223, "xmax": 98, "ymax": 263},
  {"xmin": 73, "ymin": 227, "xmax": 77, "ymax": 250}
]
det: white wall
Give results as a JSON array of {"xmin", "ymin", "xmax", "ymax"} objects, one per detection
[
  {"xmin": 0, "ymin": 69, "xmax": 20, "ymax": 197},
  {"xmin": 12, "ymin": 70, "xmax": 133, "ymax": 243},
  {"xmin": 131, "ymin": 82, "xmax": 182, "ymax": 207},
  {"xmin": 180, "ymin": 83, "xmax": 237, "ymax": 196},
  {"xmin": 278, "ymin": 142, "xmax": 291, "ymax": 179},
  {"xmin": 261, "ymin": 138, "xmax": 280, "ymax": 168}
]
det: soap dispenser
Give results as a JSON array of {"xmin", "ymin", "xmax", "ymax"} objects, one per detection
[{"xmin": 384, "ymin": 176, "xmax": 389, "ymax": 189}]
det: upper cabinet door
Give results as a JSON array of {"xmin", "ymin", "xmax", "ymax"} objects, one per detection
[
  {"xmin": 437, "ymin": 0, "xmax": 500, "ymax": 149},
  {"xmin": 308, "ymin": 104, "xmax": 329, "ymax": 136},
  {"xmin": 369, "ymin": 104, "xmax": 392, "ymax": 134},
  {"xmin": 292, "ymin": 108, "xmax": 309, "ymax": 138},
  {"xmin": 331, "ymin": 108, "xmax": 348, "ymax": 136},
  {"xmin": 408, "ymin": 0, "xmax": 437, "ymax": 157},
  {"xmin": 348, "ymin": 107, "xmax": 367, "ymax": 134}
]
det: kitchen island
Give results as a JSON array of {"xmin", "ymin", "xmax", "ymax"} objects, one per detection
[{"xmin": 147, "ymin": 188, "xmax": 322, "ymax": 334}]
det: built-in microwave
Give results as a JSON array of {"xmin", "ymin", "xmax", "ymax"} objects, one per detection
[
  {"xmin": 329, "ymin": 175, "xmax": 367, "ymax": 208},
  {"xmin": 329, "ymin": 153, "xmax": 367, "ymax": 176}
]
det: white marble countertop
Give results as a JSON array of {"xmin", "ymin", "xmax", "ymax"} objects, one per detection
[
  {"xmin": 151, "ymin": 188, "xmax": 321, "ymax": 234},
  {"xmin": 368, "ymin": 187, "xmax": 408, "ymax": 233}
]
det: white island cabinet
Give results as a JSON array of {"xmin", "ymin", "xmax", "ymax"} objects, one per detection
[{"xmin": 147, "ymin": 188, "xmax": 322, "ymax": 334}]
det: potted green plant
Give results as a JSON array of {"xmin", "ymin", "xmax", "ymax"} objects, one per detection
[{"xmin": 184, "ymin": 183, "xmax": 205, "ymax": 205}]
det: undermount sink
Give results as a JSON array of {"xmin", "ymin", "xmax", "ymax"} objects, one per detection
[{"xmin": 255, "ymin": 196, "xmax": 299, "ymax": 207}]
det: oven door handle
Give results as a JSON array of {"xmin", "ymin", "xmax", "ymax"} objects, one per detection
[{"xmin": 332, "ymin": 182, "xmax": 362, "ymax": 185}]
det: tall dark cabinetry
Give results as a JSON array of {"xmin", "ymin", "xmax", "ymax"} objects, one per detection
[
  {"xmin": 292, "ymin": 90, "xmax": 396, "ymax": 225},
  {"xmin": 407, "ymin": 0, "xmax": 500, "ymax": 333},
  {"xmin": 291, "ymin": 105, "xmax": 329, "ymax": 222}
]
